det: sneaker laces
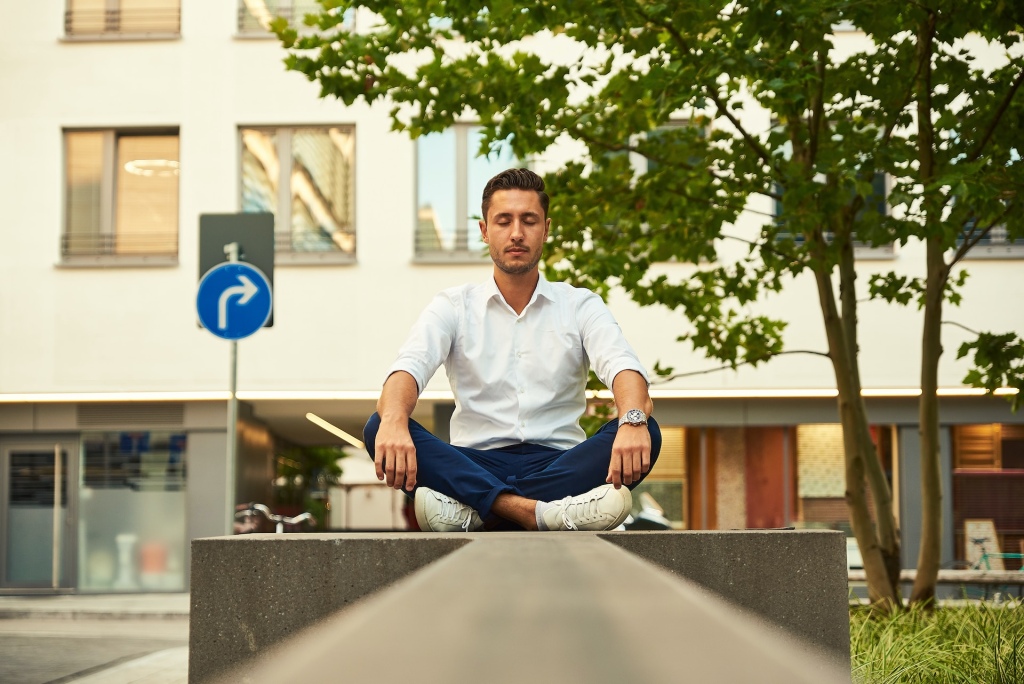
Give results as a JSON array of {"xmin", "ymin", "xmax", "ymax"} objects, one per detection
[
  {"xmin": 558, "ymin": 489, "xmax": 606, "ymax": 531},
  {"xmin": 436, "ymin": 493, "xmax": 473, "ymax": 531}
]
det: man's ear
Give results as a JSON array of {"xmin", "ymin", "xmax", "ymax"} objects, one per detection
[
  {"xmin": 479, "ymin": 219, "xmax": 489, "ymax": 243},
  {"xmin": 544, "ymin": 217, "xmax": 551, "ymax": 240}
]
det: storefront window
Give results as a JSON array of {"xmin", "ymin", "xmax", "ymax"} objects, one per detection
[
  {"xmin": 952, "ymin": 424, "xmax": 1024, "ymax": 567},
  {"xmin": 78, "ymin": 432, "xmax": 187, "ymax": 592}
]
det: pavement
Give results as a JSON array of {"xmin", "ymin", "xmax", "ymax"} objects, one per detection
[{"xmin": 0, "ymin": 593, "xmax": 190, "ymax": 684}]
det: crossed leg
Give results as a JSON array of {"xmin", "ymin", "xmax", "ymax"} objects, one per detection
[{"xmin": 363, "ymin": 413, "xmax": 663, "ymax": 529}]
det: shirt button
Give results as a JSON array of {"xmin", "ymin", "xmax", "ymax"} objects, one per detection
[
  {"xmin": 516, "ymin": 352, "xmax": 522, "ymax": 358},
  {"xmin": 520, "ymin": 421, "xmax": 526, "ymax": 427}
]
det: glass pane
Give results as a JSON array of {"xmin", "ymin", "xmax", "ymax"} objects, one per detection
[
  {"xmin": 238, "ymin": 1, "xmax": 327, "ymax": 32},
  {"xmin": 65, "ymin": 131, "xmax": 104, "ymax": 254},
  {"xmin": 78, "ymin": 432, "xmax": 187, "ymax": 592},
  {"xmin": 6, "ymin": 449, "xmax": 68, "ymax": 586},
  {"xmin": 290, "ymin": 127, "xmax": 355, "ymax": 253},
  {"xmin": 416, "ymin": 129, "xmax": 457, "ymax": 251},
  {"xmin": 466, "ymin": 126, "xmax": 517, "ymax": 251},
  {"xmin": 795, "ymin": 424, "xmax": 852, "ymax": 535},
  {"xmin": 241, "ymin": 128, "xmax": 279, "ymax": 220},
  {"xmin": 115, "ymin": 135, "xmax": 179, "ymax": 254}
]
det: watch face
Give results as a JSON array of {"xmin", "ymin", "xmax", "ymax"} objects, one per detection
[{"xmin": 626, "ymin": 409, "xmax": 645, "ymax": 424}]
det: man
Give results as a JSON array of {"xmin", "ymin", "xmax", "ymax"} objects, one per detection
[{"xmin": 364, "ymin": 168, "xmax": 662, "ymax": 531}]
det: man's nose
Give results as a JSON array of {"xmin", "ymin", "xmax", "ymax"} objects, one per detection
[{"xmin": 510, "ymin": 220, "xmax": 525, "ymax": 239}]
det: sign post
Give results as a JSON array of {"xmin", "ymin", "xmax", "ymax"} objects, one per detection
[{"xmin": 198, "ymin": 214, "xmax": 274, "ymax": 534}]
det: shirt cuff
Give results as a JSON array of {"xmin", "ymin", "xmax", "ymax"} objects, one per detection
[
  {"xmin": 383, "ymin": 364, "xmax": 426, "ymax": 395},
  {"xmin": 607, "ymin": 363, "xmax": 650, "ymax": 388}
]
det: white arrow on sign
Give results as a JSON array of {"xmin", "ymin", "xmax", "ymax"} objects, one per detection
[{"xmin": 217, "ymin": 274, "xmax": 259, "ymax": 330}]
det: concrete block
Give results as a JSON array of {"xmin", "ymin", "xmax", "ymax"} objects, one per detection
[
  {"xmin": 207, "ymin": 535, "xmax": 849, "ymax": 684},
  {"xmin": 188, "ymin": 533, "xmax": 470, "ymax": 683},
  {"xmin": 189, "ymin": 530, "xmax": 850, "ymax": 683},
  {"xmin": 600, "ymin": 529, "xmax": 849, "ymax": 660}
]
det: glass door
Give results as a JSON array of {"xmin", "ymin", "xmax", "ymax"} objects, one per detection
[{"xmin": 0, "ymin": 441, "xmax": 78, "ymax": 590}]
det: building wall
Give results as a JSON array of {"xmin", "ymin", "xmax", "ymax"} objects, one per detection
[
  {"xmin": 715, "ymin": 428, "xmax": 746, "ymax": 530},
  {"xmin": 1, "ymin": 3, "xmax": 1022, "ymax": 404}
]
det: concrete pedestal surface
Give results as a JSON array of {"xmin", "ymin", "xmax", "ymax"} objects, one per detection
[{"xmin": 190, "ymin": 530, "xmax": 849, "ymax": 683}]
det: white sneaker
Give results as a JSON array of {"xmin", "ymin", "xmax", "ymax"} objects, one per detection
[
  {"xmin": 414, "ymin": 487, "xmax": 484, "ymax": 532},
  {"xmin": 541, "ymin": 484, "xmax": 633, "ymax": 531}
]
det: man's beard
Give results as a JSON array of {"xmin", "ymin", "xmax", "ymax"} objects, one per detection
[{"xmin": 491, "ymin": 244, "xmax": 542, "ymax": 275}]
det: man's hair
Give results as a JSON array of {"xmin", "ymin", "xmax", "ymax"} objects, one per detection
[{"xmin": 480, "ymin": 168, "xmax": 550, "ymax": 221}]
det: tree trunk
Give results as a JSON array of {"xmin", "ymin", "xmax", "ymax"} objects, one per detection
[
  {"xmin": 811, "ymin": 252, "xmax": 901, "ymax": 610},
  {"xmin": 910, "ymin": 241, "xmax": 948, "ymax": 605},
  {"xmin": 909, "ymin": 10, "xmax": 943, "ymax": 607}
]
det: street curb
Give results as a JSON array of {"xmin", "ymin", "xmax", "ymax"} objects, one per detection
[{"xmin": 0, "ymin": 609, "xmax": 189, "ymax": 620}]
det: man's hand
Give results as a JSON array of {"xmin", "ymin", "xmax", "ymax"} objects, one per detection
[
  {"xmin": 607, "ymin": 424, "xmax": 651, "ymax": 488},
  {"xmin": 374, "ymin": 418, "xmax": 418, "ymax": 492}
]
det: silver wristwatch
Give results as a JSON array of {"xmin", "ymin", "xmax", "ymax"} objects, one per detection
[{"xmin": 618, "ymin": 409, "xmax": 648, "ymax": 427}]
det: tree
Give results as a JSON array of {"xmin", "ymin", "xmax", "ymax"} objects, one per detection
[{"xmin": 274, "ymin": 0, "xmax": 1024, "ymax": 608}]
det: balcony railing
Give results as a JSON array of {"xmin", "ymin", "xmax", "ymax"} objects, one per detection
[
  {"xmin": 62, "ymin": 232, "xmax": 178, "ymax": 257},
  {"xmin": 275, "ymin": 229, "xmax": 355, "ymax": 254},
  {"xmin": 414, "ymin": 229, "xmax": 489, "ymax": 262},
  {"xmin": 237, "ymin": 1, "xmax": 323, "ymax": 33},
  {"xmin": 65, "ymin": 7, "xmax": 181, "ymax": 37}
]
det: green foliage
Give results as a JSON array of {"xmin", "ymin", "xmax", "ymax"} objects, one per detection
[
  {"xmin": 868, "ymin": 271, "xmax": 969, "ymax": 309},
  {"xmin": 274, "ymin": 445, "xmax": 344, "ymax": 528},
  {"xmin": 275, "ymin": 0, "xmax": 1024, "ymax": 399},
  {"xmin": 959, "ymin": 333, "xmax": 1024, "ymax": 411},
  {"xmin": 850, "ymin": 602, "xmax": 1024, "ymax": 683}
]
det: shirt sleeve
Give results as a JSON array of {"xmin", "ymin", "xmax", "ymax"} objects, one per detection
[
  {"xmin": 576, "ymin": 291, "xmax": 650, "ymax": 389},
  {"xmin": 384, "ymin": 291, "xmax": 459, "ymax": 394}
]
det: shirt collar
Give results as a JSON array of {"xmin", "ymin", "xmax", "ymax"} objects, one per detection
[{"xmin": 481, "ymin": 272, "xmax": 555, "ymax": 315}]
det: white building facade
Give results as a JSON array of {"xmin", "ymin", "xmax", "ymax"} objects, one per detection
[{"xmin": 1, "ymin": 1, "xmax": 1022, "ymax": 593}]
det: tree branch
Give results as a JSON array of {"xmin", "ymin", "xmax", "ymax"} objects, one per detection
[
  {"xmin": 626, "ymin": 3, "xmax": 778, "ymax": 173},
  {"xmin": 718, "ymin": 230, "xmax": 804, "ymax": 264},
  {"xmin": 808, "ymin": 47, "xmax": 827, "ymax": 165},
  {"xmin": 653, "ymin": 349, "xmax": 831, "ymax": 383},
  {"xmin": 966, "ymin": 66, "xmax": 1024, "ymax": 163},
  {"xmin": 949, "ymin": 202, "xmax": 1016, "ymax": 265},
  {"xmin": 942, "ymin": 320, "xmax": 981, "ymax": 336}
]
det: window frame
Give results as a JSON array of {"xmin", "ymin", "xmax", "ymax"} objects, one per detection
[
  {"xmin": 238, "ymin": 124, "xmax": 358, "ymax": 266},
  {"xmin": 60, "ymin": 127, "xmax": 180, "ymax": 268},
  {"xmin": 413, "ymin": 123, "xmax": 519, "ymax": 264}
]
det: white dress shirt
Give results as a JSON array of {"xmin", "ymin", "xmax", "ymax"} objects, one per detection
[{"xmin": 385, "ymin": 274, "xmax": 649, "ymax": 450}]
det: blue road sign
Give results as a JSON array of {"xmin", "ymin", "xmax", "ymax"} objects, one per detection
[{"xmin": 196, "ymin": 262, "xmax": 273, "ymax": 340}]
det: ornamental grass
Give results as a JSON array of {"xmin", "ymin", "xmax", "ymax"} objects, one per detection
[{"xmin": 851, "ymin": 601, "xmax": 1024, "ymax": 683}]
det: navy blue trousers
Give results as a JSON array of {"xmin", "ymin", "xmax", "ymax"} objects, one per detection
[{"xmin": 363, "ymin": 413, "xmax": 662, "ymax": 526}]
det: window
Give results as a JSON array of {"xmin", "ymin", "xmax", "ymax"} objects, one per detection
[
  {"xmin": 241, "ymin": 126, "xmax": 356, "ymax": 262},
  {"xmin": 64, "ymin": 0, "xmax": 181, "ymax": 38},
  {"xmin": 415, "ymin": 125, "xmax": 517, "ymax": 262},
  {"xmin": 78, "ymin": 431, "xmax": 187, "ymax": 591},
  {"xmin": 63, "ymin": 129, "xmax": 179, "ymax": 263},
  {"xmin": 959, "ymin": 222, "xmax": 1024, "ymax": 259},
  {"xmin": 773, "ymin": 173, "xmax": 895, "ymax": 258},
  {"xmin": 237, "ymin": 1, "xmax": 348, "ymax": 34},
  {"xmin": 952, "ymin": 424, "xmax": 1024, "ymax": 567}
]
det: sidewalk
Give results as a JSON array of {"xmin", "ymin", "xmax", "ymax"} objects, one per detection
[
  {"xmin": 0, "ymin": 592, "xmax": 189, "ymax": 620},
  {"xmin": 0, "ymin": 593, "xmax": 189, "ymax": 684}
]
